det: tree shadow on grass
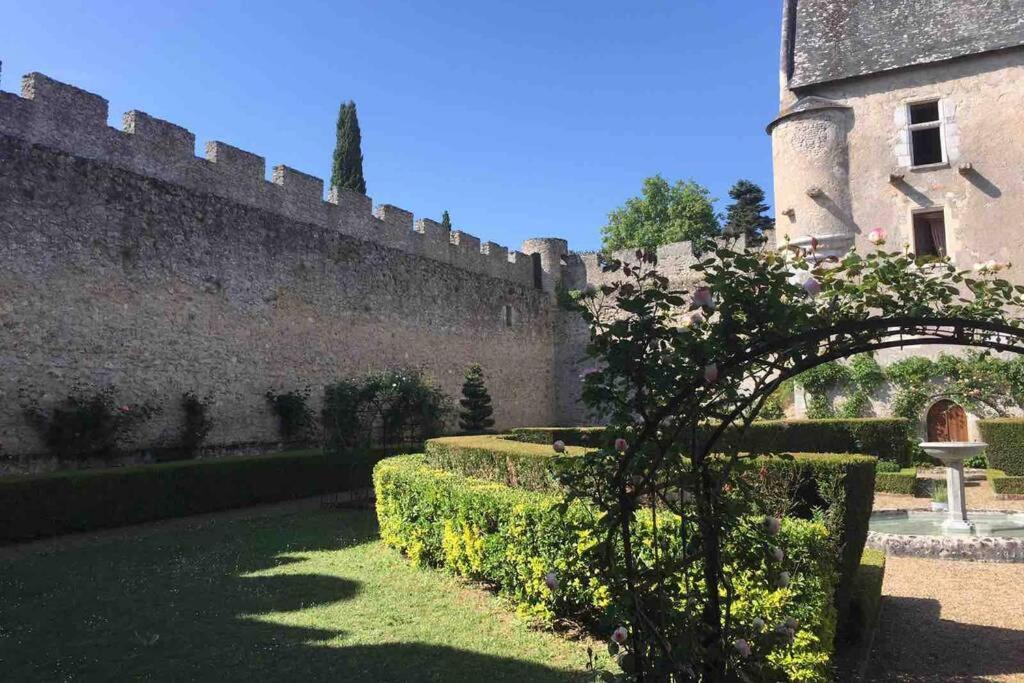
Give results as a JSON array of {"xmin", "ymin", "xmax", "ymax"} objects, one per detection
[
  {"xmin": 867, "ymin": 596, "xmax": 1024, "ymax": 682},
  {"xmin": 0, "ymin": 507, "xmax": 591, "ymax": 682}
]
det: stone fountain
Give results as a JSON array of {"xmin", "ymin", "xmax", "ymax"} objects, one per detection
[{"xmin": 919, "ymin": 441, "xmax": 986, "ymax": 534}]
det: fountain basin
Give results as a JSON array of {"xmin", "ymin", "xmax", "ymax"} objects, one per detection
[
  {"xmin": 919, "ymin": 441, "xmax": 986, "ymax": 534},
  {"xmin": 868, "ymin": 510, "xmax": 1024, "ymax": 562},
  {"xmin": 918, "ymin": 441, "xmax": 986, "ymax": 465}
]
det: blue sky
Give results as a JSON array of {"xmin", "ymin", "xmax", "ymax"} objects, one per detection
[{"xmin": 1, "ymin": 0, "xmax": 783, "ymax": 252}]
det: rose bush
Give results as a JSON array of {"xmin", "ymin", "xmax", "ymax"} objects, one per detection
[{"xmin": 559, "ymin": 233, "xmax": 1024, "ymax": 680}]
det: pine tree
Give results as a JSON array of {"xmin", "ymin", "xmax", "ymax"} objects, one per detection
[
  {"xmin": 459, "ymin": 364, "xmax": 495, "ymax": 434},
  {"xmin": 440, "ymin": 210, "xmax": 452, "ymax": 231},
  {"xmin": 723, "ymin": 179, "xmax": 774, "ymax": 244},
  {"xmin": 331, "ymin": 101, "xmax": 366, "ymax": 194}
]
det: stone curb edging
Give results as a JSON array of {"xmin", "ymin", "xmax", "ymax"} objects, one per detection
[{"xmin": 867, "ymin": 509, "xmax": 1024, "ymax": 562}]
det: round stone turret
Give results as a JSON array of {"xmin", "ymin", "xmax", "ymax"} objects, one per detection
[
  {"xmin": 521, "ymin": 237, "xmax": 568, "ymax": 293},
  {"xmin": 768, "ymin": 97, "xmax": 855, "ymax": 259}
]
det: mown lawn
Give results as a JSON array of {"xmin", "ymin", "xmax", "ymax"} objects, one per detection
[{"xmin": 0, "ymin": 507, "xmax": 610, "ymax": 682}]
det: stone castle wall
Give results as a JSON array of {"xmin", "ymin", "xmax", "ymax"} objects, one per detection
[
  {"xmin": 0, "ymin": 70, "xmax": 717, "ymax": 454},
  {"xmin": 0, "ymin": 73, "xmax": 561, "ymax": 454}
]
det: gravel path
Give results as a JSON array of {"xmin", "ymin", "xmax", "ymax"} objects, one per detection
[{"xmin": 865, "ymin": 556, "xmax": 1024, "ymax": 681}]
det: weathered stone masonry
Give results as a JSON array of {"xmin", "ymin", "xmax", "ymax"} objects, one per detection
[
  {"xmin": 0, "ymin": 73, "xmax": 569, "ymax": 454},
  {"xmin": 0, "ymin": 71, "xmax": 709, "ymax": 454}
]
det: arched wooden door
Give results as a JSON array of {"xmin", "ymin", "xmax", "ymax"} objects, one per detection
[{"xmin": 927, "ymin": 400, "xmax": 968, "ymax": 442}]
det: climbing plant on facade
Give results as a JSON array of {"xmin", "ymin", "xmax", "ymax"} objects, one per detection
[
  {"xmin": 558, "ymin": 232, "xmax": 1024, "ymax": 681},
  {"xmin": 799, "ymin": 349, "xmax": 1024, "ymax": 421}
]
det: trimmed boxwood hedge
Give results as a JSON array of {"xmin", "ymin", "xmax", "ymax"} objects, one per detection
[
  {"xmin": 874, "ymin": 468, "xmax": 918, "ymax": 495},
  {"xmin": 988, "ymin": 469, "xmax": 1024, "ymax": 496},
  {"xmin": 841, "ymin": 549, "xmax": 885, "ymax": 644},
  {"xmin": 424, "ymin": 434, "xmax": 874, "ymax": 627},
  {"xmin": 716, "ymin": 419, "xmax": 912, "ymax": 466},
  {"xmin": 506, "ymin": 427, "xmax": 606, "ymax": 447},
  {"xmin": 374, "ymin": 454, "xmax": 838, "ymax": 681},
  {"xmin": 978, "ymin": 420, "xmax": 1024, "ymax": 476},
  {"xmin": 0, "ymin": 449, "xmax": 375, "ymax": 544},
  {"xmin": 505, "ymin": 419, "xmax": 912, "ymax": 466}
]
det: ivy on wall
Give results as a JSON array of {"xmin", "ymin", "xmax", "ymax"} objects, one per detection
[
  {"xmin": 798, "ymin": 351, "xmax": 1024, "ymax": 421},
  {"xmin": 800, "ymin": 354, "xmax": 884, "ymax": 419}
]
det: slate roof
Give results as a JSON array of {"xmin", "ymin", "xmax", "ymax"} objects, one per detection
[{"xmin": 786, "ymin": 0, "xmax": 1024, "ymax": 88}]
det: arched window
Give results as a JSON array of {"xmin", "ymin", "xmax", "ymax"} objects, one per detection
[{"xmin": 926, "ymin": 399, "xmax": 968, "ymax": 442}]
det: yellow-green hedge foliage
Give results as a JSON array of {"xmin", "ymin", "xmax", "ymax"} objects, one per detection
[{"xmin": 374, "ymin": 455, "xmax": 839, "ymax": 682}]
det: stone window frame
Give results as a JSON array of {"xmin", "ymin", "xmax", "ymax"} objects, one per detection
[
  {"xmin": 907, "ymin": 98, "xmax": 946, "ymax": 168},
  {"xmin": 895, "ymin": 96, "xmax": 960, "ymax": 170},
  {"xmin": 908, "ymin": 205, "xmax": 951, "ymax": 262}
]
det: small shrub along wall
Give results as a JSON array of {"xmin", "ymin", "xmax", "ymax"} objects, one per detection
[
  {"xmin": 0, "ymin": 449, "xmax": 377, "ymax": 544},
  {"xmin": 423, "ymin": 435, "xmax": 874, "ymax": 626},
  {"xmin": 988, "ymin": 469, "xmax": 1024, "ymax": 497},
  {"xmin": 978, "ymin": 420, "xmax": 1024, "ymax": 476},
  {"xmin": 874, "ymin": 468, "xmax": 918, "ymax": 495},
  {"xmin": 374, "ymin": 455, "xmax": 839, "ymax": 681}
]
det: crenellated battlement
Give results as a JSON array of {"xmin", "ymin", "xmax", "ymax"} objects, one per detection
[{"xmin": 0, "ymin": 71, "xmax": 537, "ymax": 286}]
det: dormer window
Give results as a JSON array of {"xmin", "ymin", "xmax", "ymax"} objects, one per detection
[{"xmin": 908, "ymin": 101, "xmax": 945, "ymax": 166}]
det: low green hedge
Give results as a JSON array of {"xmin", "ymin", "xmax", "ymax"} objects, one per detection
[
  {"xmin": 425, "ymin": 435, "xmax": 585, "ymax": 493},
  {"xmin": 840, "ymin": 549, "xmax": 886, "ymax": 644},
  {"xmin": 507, "ymin": 419, "xmax": 912, "ymax": 466},
  {"xmin": 978, "ymin": 420, "xmax": 1024, "ymax": 475},
  {"xmin": 718, "ymin": 419, "xmax": 912, "ymax": 466},
  {"xmin": 374, "ymin": 455, "xmax": 838, "ymax": 681},
  {"xmin": 423, "ymin": 435, "xmax": 874, "ymax": 628},
  {"xmin": 0, "ymin": 449, "xmax": 375, "ymax": 544},
  {"xmin": 874, "ymin": 468, "xmax": 918, "ymax": 495},
  {"xmin": 506, "ymin": 427, "xmax": 606, "ymax": 447},
  {"xmin": 988, "ymin": 469, "xmax": 1024, "ymax": 496}
]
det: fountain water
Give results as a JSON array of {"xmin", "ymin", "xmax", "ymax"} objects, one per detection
[
  {"xmin": 919, "ymin": 441, "xmax": 984, "ymax": 534},
  {"xmin": 867, "ymin": 440, "xmax": 1024, "ymax": 562}
]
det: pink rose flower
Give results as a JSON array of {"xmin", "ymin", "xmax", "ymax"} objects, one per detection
[
  {"xmin": 543, "ymin": 572, "xmax": 559, "ymax": 592},
  {"xmin": 692, "ymin": 286, "xmax": 714, "ymax": 310},
  {"xmin": 611, "ymin": 626, "xmax": 628, "ymax": 644},
  {"xmin": 704, "ymin": 363, "xmax": 719, "ymax": 384},
  {"xmin": 802, "ymin": 277, "xmax": 821, "ymax": 297},
  {"xmin": 733, "ymin": 639, "xmax": 752, "ymax": 658},
  {"xmin": 867, "ymin": 228, "xmax": 886, "ymax": 245},
  {"xmin": 553, "ymin": 440, "xmax": 566, "ymax": 453},
  {"xmin": 614, "ymin": 438, "xmax": 628, "ymax": 452},
  {"xmin": 686, "ymin": 310, "xmax": 705, "ymax": 327}
]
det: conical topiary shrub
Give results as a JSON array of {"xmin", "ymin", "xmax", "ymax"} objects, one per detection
[{"xmin": 459, "ymin": 364, "xmax": 495, "ymax": 434}]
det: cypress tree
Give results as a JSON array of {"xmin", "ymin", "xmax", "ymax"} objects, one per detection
[
  {"xmin": 331, "ymin": 101, "xmax": 366, "ymax": 194},
  {"xmin": 723, "ymin": 179, "xmax": 774, "ymax": 244},
  {"xmin": 459, "ymin": 364, "xmax": 495, "ymax": 434},
  {"xmin": 440, "ymin": 210, "xmax": 452, "ymax": 231}
]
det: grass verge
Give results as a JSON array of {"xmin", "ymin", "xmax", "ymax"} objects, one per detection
[{"xmin": 0, "ymin": 507, "xmax": 606, "ymax": 681}]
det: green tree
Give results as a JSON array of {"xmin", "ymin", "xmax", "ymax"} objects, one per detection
[
  {"xmin": 331, "ymin": 101, "xmax": 366, "ymax": 194},
  {"xmin": 440, "ymin": 210, "xmax": 452, "ymax": 231},
  {"xmin": 601, "ymin": 175, "xmax": 719, "ymax": 252},
  {"xmin": 458, "ymin": 364, "xmax": 495, "ymax": 434},
  {"xmin": 724, "ymin": 179, "xmax": 774, "ymax": 244}
]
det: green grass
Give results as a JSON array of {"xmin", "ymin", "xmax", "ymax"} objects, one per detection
[{"xmin": 0, "ymin": 508, "xmax": 610, "ymax": 682}]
